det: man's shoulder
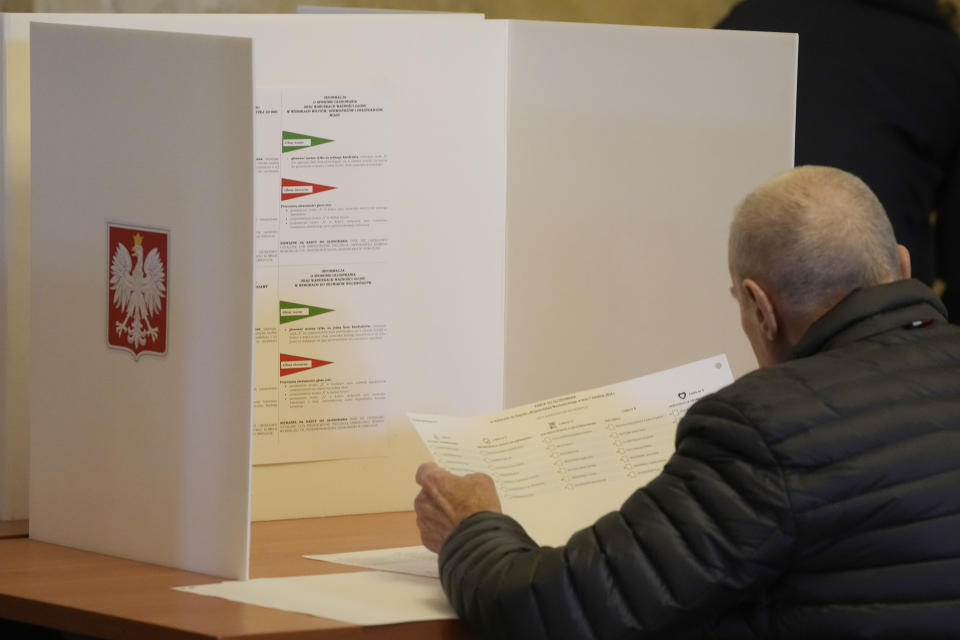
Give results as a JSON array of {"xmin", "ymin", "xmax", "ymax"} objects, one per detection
[
  {"xmin": 682, "ymin": 362, "xmax": 811, "ymax": 439},
  {"xmin": 691, "ymin": 355, "xmax": 822, "ymax": 412},
  {"xmin": 686, "ymin": 320, "xmax": 960, "ymax": 442}
]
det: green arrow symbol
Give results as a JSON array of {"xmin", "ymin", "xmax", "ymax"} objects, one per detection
[
  {"xmin": 279, "ymin": 300, "xmax": 334, "ymax": 324},
  {"xmin": 282, "ymin": 130, "xmax": 333, "ymax": 153}
]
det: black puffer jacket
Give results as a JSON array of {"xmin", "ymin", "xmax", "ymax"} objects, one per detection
[{"xmin": 439, "ymin": 279, "xmax": 960, "ymax": 638}]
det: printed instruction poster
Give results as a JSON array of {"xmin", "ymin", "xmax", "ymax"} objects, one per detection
[{"xmin": 253, "ymin": 88, "xmax": 392, "ymax": 464}]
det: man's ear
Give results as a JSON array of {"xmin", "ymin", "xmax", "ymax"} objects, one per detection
[
  {"xmin": 743, "ymin": 278, "xmax": 780, "ymax": 341},
  {"xmin": 897, "ymin": 244, "xmax": 912, "ymax": 280}
]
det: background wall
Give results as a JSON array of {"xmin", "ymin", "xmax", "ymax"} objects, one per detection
[{"xmin": 1, "ymin": 0, "xmax": 741, "ymax": 29}]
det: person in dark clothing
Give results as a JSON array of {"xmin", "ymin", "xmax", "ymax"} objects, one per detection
[
  {"xmin": 414, "ymin": 166, "xmax": 960, "ymax": 639},
  {"xmin": 717, "ymin": 0, "xmax": 960, "ymax": 322}
]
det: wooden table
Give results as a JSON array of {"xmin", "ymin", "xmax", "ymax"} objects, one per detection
[
  {"xmin": 0, "ymin": 512, "xmax": 470, "ymax": 639},
  {"xmin": 0, "ymin": 520, "xmax": 28, "ymax": 539}
]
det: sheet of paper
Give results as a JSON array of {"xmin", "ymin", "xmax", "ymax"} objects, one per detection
[
  {"xmin": 175, "ymin": 571, "xmax": 455, "ymax": 625},
  {"xmin": 253, "ymin": 87, "xmax": 393, "ymax": 464},
  {"xmin": 410, "ymin": 355, "xmax": 735, "ymax": 545},
  {"xmin": 305, "ymin": 545, "xmax": 438, "ymax": 578}
]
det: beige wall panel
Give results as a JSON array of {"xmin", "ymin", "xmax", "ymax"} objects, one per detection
[
  {"xmin": 21, "ymin": 0, "xmax": 740, "ymax": 29},
  {"xmin": 0, "ymin": 23, "xmax": 30, "ymax": 520}
]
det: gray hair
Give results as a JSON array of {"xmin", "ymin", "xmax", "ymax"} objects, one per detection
[{"xmin": 729, "ymin": 166, "xmax": 901, "ymax": 320}]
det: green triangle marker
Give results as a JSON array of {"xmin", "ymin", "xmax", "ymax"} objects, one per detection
[
  {"xmin": 279, "ymin": 300, "xmax": 334, "ymax": 324},
  {"xmin": 282, "ymin": 130, "xmax": 333, "ymax": 153}
]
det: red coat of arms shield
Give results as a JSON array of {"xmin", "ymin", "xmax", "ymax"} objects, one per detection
[{"xmin": 107, "ymin": 224, "xmax": 169, "ymax": 359}]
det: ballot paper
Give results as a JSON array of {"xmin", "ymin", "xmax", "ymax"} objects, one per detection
[
  {"xmin": 174, "ymin": 571, "xmax": 455, "ymax": 625},
  {"xmin": 303, "ymin": 356, "xmax": 736, "ymax": 580},
  {"xmin": 410, "ymin": 354, "xmax": 734, "ymax": 545},
  {"xmin": 305, "ymin": 545, "xmax": 438, "ymax": 578}
]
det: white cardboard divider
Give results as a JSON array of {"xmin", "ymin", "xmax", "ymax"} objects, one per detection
[
  {"xmin": 503, "ymin": 21, "xmax": 797, "ymax": 405},
  {"xmin": 5, "ymin": 13, "xmax": 508, "ymax": 525},
  {"xmin": 30, "ymin": 22, "xmax": 255, "ymax": 580}
]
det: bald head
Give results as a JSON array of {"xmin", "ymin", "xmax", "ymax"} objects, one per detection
[{"xmin": 729, "ymin": 166, "xmax": 902, "ymax": 326}]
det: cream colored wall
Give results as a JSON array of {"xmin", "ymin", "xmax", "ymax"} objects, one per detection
[
  {"xmin": 0, "ymin": 34, "xmax": 30, "ymax": 520},
  {"xmin": 6, "ymin": 0, "xmax": 739, "ymax": 29}
]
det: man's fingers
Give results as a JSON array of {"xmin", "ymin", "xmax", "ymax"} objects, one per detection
[
  {"xmin": 414, "ymin": 489, "xmax": 452, "ymax": 527},
  {"xmin": 414, "ymin": 488, "xmax": 454, "ymax": 553},
  {"xmin": 415, "ymin": 463, "xmax": 461, "ymax": 519},
  {"xmin": 415, "ymin": 461, "xmax": 441, "ymax": 487},
  {"xmin": 419, "ymin": 529, "xmax": 444, "ymax": 553},
  {"xmin": 413, "ymin": 465, "xmax": 502, "ymax": 552},
  {"xmin": 464, "ymin": 472, "xmax": 495, "ymax": 489},
  {"xmin": 413, "ymin": 489, "xmax": 441, "ymax": 519}
]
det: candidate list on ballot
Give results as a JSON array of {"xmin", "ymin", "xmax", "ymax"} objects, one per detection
[{"xmin": 410, "ymin": 354, "xmax": 734, "ymax": 525}]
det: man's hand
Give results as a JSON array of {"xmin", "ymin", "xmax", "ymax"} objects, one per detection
[{"xmin": 414, "ymin": 462, "xmax": 502, "ymax": 552}]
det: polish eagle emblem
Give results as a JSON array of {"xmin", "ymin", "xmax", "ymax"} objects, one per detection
[{"xmin": 108, "ymin": 230, "xmax": 167, "ymax": 357}]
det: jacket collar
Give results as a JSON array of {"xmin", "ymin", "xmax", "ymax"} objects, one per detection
[
  {"xmin": 857, "ymin": 0, "xmax": 945, "ymax": 25},
  {"xmin": 789, "ymin": 279, "xmax": 948, "ymax": 360}
]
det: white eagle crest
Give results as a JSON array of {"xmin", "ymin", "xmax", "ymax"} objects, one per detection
[{"xmin": 110, "ymin": 233, "xmax": 166, "ymax": 349}]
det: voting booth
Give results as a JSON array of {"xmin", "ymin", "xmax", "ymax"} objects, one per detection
[{"xmin": 0, "ymin": 12, "xmax": 797, "ymax": 580}]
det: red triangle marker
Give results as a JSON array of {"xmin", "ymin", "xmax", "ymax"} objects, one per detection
[
  {"xmin": 281, "ymin": 178, "xmax": 336, "ymax": 201},
  {"xmin": 279, "ymin": 353, "xmax": 332, "ymax": 377}
]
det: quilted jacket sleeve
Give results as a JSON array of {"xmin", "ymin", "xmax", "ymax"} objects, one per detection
[{"xmin": 438, "ymin": 395, "xmax": 796, "ymax": 639}]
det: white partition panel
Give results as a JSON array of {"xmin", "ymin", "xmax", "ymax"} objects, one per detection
[
  {"xmin": 503, "ymin": 22, "xmax": 796, "ymax": 405},
  {"xmin": 30, "ymin": 23, "xmax": 254, "ymax": 579},
  {"xmin": 6, "ymin": 13, "xmax": 507, "ymax": 523}
]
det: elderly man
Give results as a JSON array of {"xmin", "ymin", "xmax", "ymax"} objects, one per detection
[{"xmin": 414, "ymin": 166, "xmax": 960, "ymax": 638}]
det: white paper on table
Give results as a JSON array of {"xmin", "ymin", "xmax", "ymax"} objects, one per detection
[
  {"xmin": 174, "ymin": 571, "xmax": 455, "ymax": 625},
  {"xmin": 305, "ymin": 545, "xmax": 438, "ymax": 578},
  {"xmin": 410, "ymin": 355, "xmax": 735, "ymax": 546}
]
